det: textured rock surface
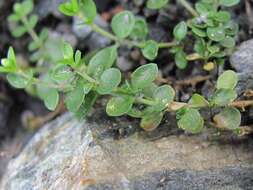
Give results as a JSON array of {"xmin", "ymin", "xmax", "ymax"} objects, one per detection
[
  {"xmin": 1, "ymin": 112, "xmax": 253, "ymax": 190},
  {"xmin": 230, "ymin": 39, "xmax": 253, "ymax": 94},
  {"xmin": 230, "ymin": 39, "xmax": 253, "ymax": 74}
]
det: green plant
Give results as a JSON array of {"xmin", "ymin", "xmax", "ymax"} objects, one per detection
[{"xmin": 1, "ymin": 0, "xmax": 249, "ymax": 134}]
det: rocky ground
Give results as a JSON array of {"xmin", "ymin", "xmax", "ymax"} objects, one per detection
[{"xmin": 1, "ymin": 0, "xmax": 253, "ymax": 189}]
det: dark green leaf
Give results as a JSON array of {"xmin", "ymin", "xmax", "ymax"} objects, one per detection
[
  {"xmin": 153, "ymin": 85, "xmax": 175, "ymax": 111},
  {"xmin": 130, "ymin": 17, "xmax": 148, "ymax": 40},
  {"xmin": 207, "ymin": 27, "xmax": 226, "ymax": 42},
  {"xmin": 175, "ymin": 50, "xmax": 187, "ymax": 69}
]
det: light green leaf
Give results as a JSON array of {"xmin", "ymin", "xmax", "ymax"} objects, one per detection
[
  {"xmin": 211, "ymin": 89, "xmax": 237, "ymax": 106},
  {"xmin": 79, "ymin": 0, "xmax": 97, "ymax": 23},
  {"xmin": 97, "ymin": 68, "xmax": 121, "ymax": 94},
  {"xmin": 217, "ymin": 70, "xmax": 238, "ymax": 89},
  {"xmin": 140, "ymin": 112, "xmax": 163, "ymax": 131},
  {"xmin": 177, "ymin": 108, "xmax": 204, "ymax": 134},
  {"xmin": 27, "ymin": 14, "xmax": 38, "ymax": 30},
  {"xmin": 50, "ymin": 65, "xmax": 73, "ymax": 82},
  {"xmin": 130, "ymin": 17, "xmax": 148, "ymax": 40},
  {"xmin": 88, "ymin": 45, "xmax": 118, "ymax": 78},
  {"xmin": 153, "ymin": 85, "xmax": 175, "ymax": 111},
  {"xmin": 131, "ymin": 63, "xmax": 158, "ymax": 90},
  {"xmin": 65, "ymin": 82, "xmax": 86, "ymax": 112},
  {"xmin": 11, "ymin": 25, "xmax": 27, "ymax": 38},
  {"xmin": 213, "ymin": 107, "xmax": 241, "ymax": 130},
  {"xmin": 44, "ymin": 89, "xmax": 59, "ymax": 111},
  {"xmin": 106, "ymin": 96, "xmax": 134, "ymax": 116},
  {"xmin": 173, "ymin": 21, "xmax": 188, "ymax": 41},
  {"xmin": 111, "ymin": 11, "xmax": 135, "ymax": 39},
  {"xmin": 7, "ymin": 70, "xmax": 33, "ymax": 89},
  {"xmin": 175, "ymin": 50, "xmax": 187, "ymax": 69},
  {"xmin": 220, "ymin": 36, "xmax": 235, "ymax": 48},
  {"xmin": 147, "ymin": 0, "xmax": 169, "ymax": 9},
  {"xmin": 141, "ymin": 40, "xmax": 159, "ymax": 61},
  {"xmin": 219, "ymin": 0, "xmax": 240, "ymax": 7},
  {"xmin": 207, "ymin": 27, "xmax": 226, "ymax": 42},
  {"xmin": 189, "ymin": 94, "xmax": 209, "ymax": 108}
]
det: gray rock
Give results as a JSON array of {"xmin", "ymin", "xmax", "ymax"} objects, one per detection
[
  {"xmin": 72, "ymin": 16, "xmax": 111, "ymax": 50},
  {"xmin": 230, "ymin": 39, "xmax": 253, "ymax": 93},
  {"xmin": 1, "ymin": 112, "xmax": 253, "ymax": 190},
  {"xmin": 230, "ymin": 39, "xmax": 253, "ymax": 74},
  {"xmin": 35, "ymin": 0, "xmax": 65, "ymax": 19}
]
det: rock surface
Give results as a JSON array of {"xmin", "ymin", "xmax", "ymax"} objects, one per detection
[
  {"xmin": 230, "ymin": 39, "xmax": 253, "ymax": 94},
  {"xmin": 1, "ymin": 112, "xmax": 253, "ymax": 190},
  {"xmin": 230, "ymin": 39, "xmax": 253, "ymax": 74}
]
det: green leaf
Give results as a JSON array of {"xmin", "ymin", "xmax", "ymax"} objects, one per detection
[
  {"xmin": 140, "ymin": 112, "xmax": 163, "ymax": 131},
  {"xmin": 106, "ymin": 96, "xmax": 134, "ymax": 116},
  {"xmin": 207, "ymin": 27, "xmax": 226, "ymax": 42},
  {"xmin": 11, "ymin": 25, "xmax": 27, "ymax": 38},
  {"xmin": 7, "ymin": 70, "xmax": 33, "ymax": 89},
  {"xmin": 111, "ymin": 11, "xmax": 135, "ymax": 39},
  {"xmin": 141, "ymin": 40, "xmax": 159, "ymax": 61},
  {"xmin": 147, "ymin": 0, "xmax": 169, "ymax": 9},
  {"xmin": 211, "ymin": 89, "xmax": 237, "ymax": 106},
  {"xmin": 75, "ymin": 91, "xmax": 98, "ymax": 119},
  {"xmin": 59, "ymin": 0, "xmax": 79, "ymax": 16},
  {"xmin": 62, "ymin": 42, "xmax": 74, "ymax": 60},
  {"xmin": 130, "ymin": 17, "xmax": 148, "ymax": 40},
  {"xmin": 175, "ymin": 50, "xmax": 187, "ymax": 69},
  {"xmin": 220, "ymin": 36, "xmax": 235, "ymax": 48},
  {"xmin": 142, "ymin": 83, "xmax": 158, "ymax": 98},
  {"xmin": 189, "ymin": 94, "xmax": 209, "ymax": 108},
  {"xmin": 79, "ymin": 0, "xmax": 97, "ymax": 23},
  {"xmin": 177, "ymin": 108, "xmax": 204, "ymax": 134},
  {"xmin": 213, "ymin": 107, "xmax": 241, "ymax": 130},
  {"xmin": 50, "ymin": 65, "xmax": 73, "ymax": 82},
  {"xmin": 153, "ymin": 85, "xmax": 175, "ymax": 111},
  {"xmin": 217, "ymin": 70, "xmax": 238, "ymax": 89},
  {"xmin": 215, "ymin": 11, "xmax": 231, "ymax": 22},
  {"xmin": 44, "ymin": 89, "xmax": 59, "ymax": 111},
  {"xmin": 65, "ymin": 82, "xmax": 86, "ymax": 112},
  {"xmin": 173, "ymin": 21, "xmax": 188, "ymax": 41},
  {"xmin": 219, "ymin": 0, "xmax": 240, "ymax": 7},
  {"xmin": 97, "ymin": 68, "xmax": 121, "ymax": 95},
  {"xmin": 88, "ymin": 45, "xmax": 118, "ymax": 78},
  {"xmin": 22, "ymin": 0, "xmax": 34, "ymax": 15},
  {"xmin": 192, "ymin": 27, "xmax": 207, "ymax": 37},
  {"xmin": 27, "ymin": 14, "xmax": 38, "ymax": 30},
  {"xmin": 131, "ymin": 63, "xmax": 158, "ymax": 90},
  {"xmin": 8, "ymin": 14, "xmax": 20, "ymax": 22}
]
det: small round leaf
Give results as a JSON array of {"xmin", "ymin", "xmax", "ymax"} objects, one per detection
[
  {"xmin": 173, "ymin": 21, "xmax": 188, "ymax": 41},
  {"xmin": 217, "ymin": 70, "xmax": 238, "ymax": 89},
  {"xmin": 97, "ymin": 68, "xmax": 121, "ymax": 95},
  {"xmin": 141, "ymin": 40, "xmax": 159, "ymax": 61},
  {"xmin": 177, "ymin": 108, "xmax": 204, "ymax": 134},
  {"xmin": 106, "ymin": 96, "xmax": 134, "ymax": 116},
  {"xmin": 213, "ymin": 107, "xmax": 241, "ymax": 130},
  {"xmin": 111, "ymin": 11, "xmax": 135, "ymax": 39},
  {"xmin": 131, "ymin": 63, "xmax": 158, "ymax": 90}
]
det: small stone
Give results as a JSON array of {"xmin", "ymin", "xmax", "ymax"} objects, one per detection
[
  {"xmin": 117, "ymin": 56, "xmax": 134, "ymax": 72},
  {"xmin": 230, "ymin": 39, "xmax": 253, "ymax": 74}
]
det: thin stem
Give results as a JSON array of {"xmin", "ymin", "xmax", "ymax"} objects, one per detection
[
  {"xmin": 90, "ymin": 23, "xmax": 119, "ymax": 42},
  {"xmin": 158, "ymin": 42, "xmax": 178, "ymax": 48},
  {"xmin": 135, "ymin": 97, "xmax": 156, "ymax": 106},
  {"xmin": 21, "ymin": 17, "xmax": 43, "ymax": 48},
  {"xmin": 75, "ymin": 70, "xmax": 98, "ymax": 84},
  {"xmin": 177, "ymin": 0, "xmax": 198, "ymax": 17}
]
